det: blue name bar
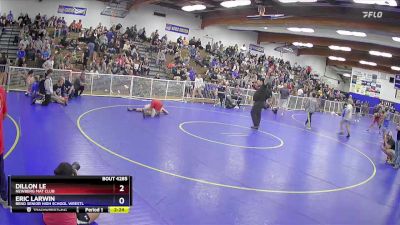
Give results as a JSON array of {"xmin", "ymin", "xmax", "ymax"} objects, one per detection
[
  {"xmin": 58, "ymin": 5, "xmax": 87, "ymax": 16},
  {"xmin": 165, "ymin": 24, "xmax": 189, "ymax": 35}
]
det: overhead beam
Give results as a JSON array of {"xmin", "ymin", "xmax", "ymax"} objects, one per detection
[
  {"xmin": 258, "ymin": 32, "xmax": 400, "ymax": 56},
  {"xmin": 327, "ymin": 60, "xmax": 395, "ymax": 75},
  {"xmin": 201, "ymin": 15, "xmax": 400, "ymax": 35},
  {"xmin": 129, "ymin": 0, "xmax": 160, "ymax": 10},
  {"xmin": 298, "ymin": 48, "xmax": 400, "ymax": 67}
]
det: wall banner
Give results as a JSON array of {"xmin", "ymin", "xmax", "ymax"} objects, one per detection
[
  {"xmin": 58, "ymin": 5, "xmax": 87, "ymax": 16},
  {"xmin": 249, "ymin": 44, "xmax": 264, "ymax": 53},
  {"xmin": 165, "ymin": 24, "xmax": 189, "ymax": 35},
  {"xmin": 350, "ymin": 67, "xmax": 381, "ymax": 98}
]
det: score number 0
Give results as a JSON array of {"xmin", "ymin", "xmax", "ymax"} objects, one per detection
[{"xmin": 119, "ymin": 185, "xmax": 125, "ymax": 205}]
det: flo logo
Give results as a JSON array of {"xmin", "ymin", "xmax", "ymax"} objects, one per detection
[{"xmin": 363, "ymin": 11, "xmax": 383, "ymax": 18}]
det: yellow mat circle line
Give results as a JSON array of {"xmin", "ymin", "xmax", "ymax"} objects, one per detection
[
  {"xmin": 77, "ymin": 104, "xmax": 376, "ymax": 194},
  {"xmin": 4, "ymin": 114, "xmax": 20, "ymax": 159}
]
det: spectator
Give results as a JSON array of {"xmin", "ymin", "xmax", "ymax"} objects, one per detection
[
  {"xmin": 30, "ymin": 75, "xmax": 42, "ymax": 104},
  {"xmin": 52, "ymin": 78, "xmax": 68, "ymax": 105},
  {"xmin": 74, "ymin": 72, "xmax": 85, "ymax": 97},
  {"xmin": 76, "ymin": 19, "xmax": 82, "ymax": 32},
  {"xmin": 6, "ymin": 11, "xmax": 13, "ymax": 26},
  {"xmin": 297, "ymin": 87, "xmax": 304, "ymax": 97},
  {"xmin": 217, "ymin": 81, "xmax": 226, "ymax": 107},
  {"xmin": 25, "ymin": 70, "xmax": 34, "ymax": 96},
  {"xmin": 206, "ymin": 42, "xmax": 211, "ymax": 53},
  {"xmin": 42, "ymin": 69, "xmax": 54, "ymax": 106},
  {"xmin": 69, "ymin": 20, "xmax": 76, "ymax": 32},
  {"xmin": 382, "ymin": 132, "xmax": 396, "ymax": 165},
  {"xmin": 279, "ymin": 83, "xmax": 290, "ymax": 115},
  {"xmin": 42, "ymin": 55, "xmax": 54, "ymax": 70},
  {"xmin": 0, "ymin": 53, "xmax": 9, "ymax": 85},
  {"xmin": 16, "ymin": 47, "xmax": 26, "ymax": 66},
  {"xmin": 193, "ymin": 74, "xmax": 204, "ymax": 98},
  {"xmin": 231, "ymin": 84, "xmax": 243, "ymax": 108}
]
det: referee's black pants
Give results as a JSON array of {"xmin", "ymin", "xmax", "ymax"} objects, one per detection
[
  {"xmin": 305, "ymin": 112, "xmax": 313, "ymax": 127},
  {"xmin": 251, "ymin": 101, "xmax": 265, "ymax": 127}
]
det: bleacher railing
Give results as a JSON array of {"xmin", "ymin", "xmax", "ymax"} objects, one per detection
[
  {"xmin": 287, "ymin": 96, "xmax": 345, "ymax": 115},
  {"xmin": 4, "ymin": 66, "xmax": 400, "ymax": 122},
  {"xmin": 6, "ymin": 66, "xmax": 257, "ymax": 105},
  {"xmin": 287, "ymin": 95, "xmax": 400, "ymax": 123}
]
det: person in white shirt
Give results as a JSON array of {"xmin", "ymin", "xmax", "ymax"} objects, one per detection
[
  {"xmin": 297, "ymin": 88, "xmax": 304, "ymax": 97},
  {"xmin": 192, "ymin": 74, "xmax": 204, "ymax": 98},
  {"xmin": 42, "ymin": 69, "xmax": 54, "ymax": 106},
  {"xmin": 240, "ymin": 44, "xmax": 247, "ymax": 53},
  {"xmin": 34, "ymin": 39, "xmax": 43, "ymax": 52},
  {"xmin": 339, "ymin": 98, "xmax": 353, "ymax": 138},
  {"xmin": 19, "ymin": 37, "xmax": 29, "ymax": 50},
  {"xmin": 42, "ymin": 56, "xmax": 54, "ymax": 70}
]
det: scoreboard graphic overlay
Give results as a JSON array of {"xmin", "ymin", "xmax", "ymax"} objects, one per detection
[{"xmin": 8, "ymin": 176, "xmax": 132, "ymax": 213}]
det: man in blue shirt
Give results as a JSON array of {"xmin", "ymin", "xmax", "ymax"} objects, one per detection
[
  {"xmin": 41, "ymin": 46, "xmax": 51, "ymax": 61},
  {"xmin": 6, "ymin": 11, "xmax": 13, "ymax": 24}
]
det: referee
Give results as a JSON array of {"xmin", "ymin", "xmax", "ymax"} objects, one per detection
[{"xmin": 251, "ymin": 78, "xmax": 272, "ymax": 130}]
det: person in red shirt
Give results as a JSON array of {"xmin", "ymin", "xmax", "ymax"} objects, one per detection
[
  {"xmin": 0, "ymin": 86, "xmax": 7, "ymax": 205},
  {"xmin": 127, "ymin": 99, "xmax": 169, "ymax": 118}
]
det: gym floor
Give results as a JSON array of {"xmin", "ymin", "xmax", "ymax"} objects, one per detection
[{"xmin": 1, "ymin": 91, "xmax": 399, "ymax": 225}]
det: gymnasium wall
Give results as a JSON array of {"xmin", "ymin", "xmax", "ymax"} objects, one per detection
[
  {"xmin": 0, "ymin": 0, "xmax": 257, "ymax": 47},
  {"xmin": 350, "ymin": 67, "xmax": 398, "ymax": 103}
]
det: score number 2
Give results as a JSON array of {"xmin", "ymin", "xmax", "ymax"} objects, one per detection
[{"xmin": 119, "ymin": 185, "xmax": 126, "ymax": 205}]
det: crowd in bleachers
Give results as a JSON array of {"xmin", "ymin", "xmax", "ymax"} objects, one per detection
[{"xmin": 1, "ymin": 10, "xmax": 351, "ymax": 101}]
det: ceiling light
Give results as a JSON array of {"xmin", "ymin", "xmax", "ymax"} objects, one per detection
[
  {"xmin": 392, "ymin": 37, "xmax": 400, "ymax": 42},
  {"xmin": 279, "ymin": 0, "xmax": 317, "ymax": 3},
  {"xmin": 182, "ymin": 4, "xmax": 206, "ymax": 12},
  {"xmin": 328, "ymin": 45, "xmax": 351, "ymax": 52},
  {"xmin": 337, "ymin": 30, "xmax": 367, "ymax": 37},
  {"xmin": 287, "ymin": 27, "xmax": 314, "ymax": 33},
  {"xmin": 359, "ymin": 60, "xmax": 377, "ymax": 66},
  {"xmin": 343, "ymin": 73, "xmax": 351, "ymax": 77},
  {"xmin": 328, "ymin": 56, "xmax": 346, "ymax": 61},
  {"xmin": 369, "ymin": 50, "xmax": 392, "ymax": 58},
  {"xmin": 392, "ymin": 66, "xmax": 400, "ymax": 71},
  {"xmin": 353, "ymin": 0, "xmax": 397, "ymax": 7},
  {"xmin": 221, "ymin": 0, "xmax": 251, "ymax": 8},
  {"xmin": 293, "ymin": 42, "xmax": 313, "ymax": 48},
  {"xmin": 263, "ymin": 27, "xmax": 268, "ymax": 30}
]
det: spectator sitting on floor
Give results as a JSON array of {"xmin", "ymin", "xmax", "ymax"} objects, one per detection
[
  {"xmin": 53, "ymin": 78, "xmax": 68, "ymax": 106},
  {"xmin": 382, "ymin": 131, "xmax": 396, "ymax": 166},
  {"xmin": 25, "ymin": 69, "xmax": 34, "ymax": 96},
  {"xmin": 225, "ymin": 95, "xmax": 237, "ymax": 109},
  {"xmin": 30, "ymin": 75, "xmax": 44, "ymax": 105},
  {"xmin": 231, "ymin": 84, "xmax": 243, "ymax": 108},
  {"xmin": 62, "ymin": 77, "xmax": 74, "ymax": 99},
  {"xmin": 41, "ymin": 69, "xmax": 53, "ymax": 106},
  {"xmin": 74, "ymin": 72, "xmax": 85, "ymax": 97}
]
